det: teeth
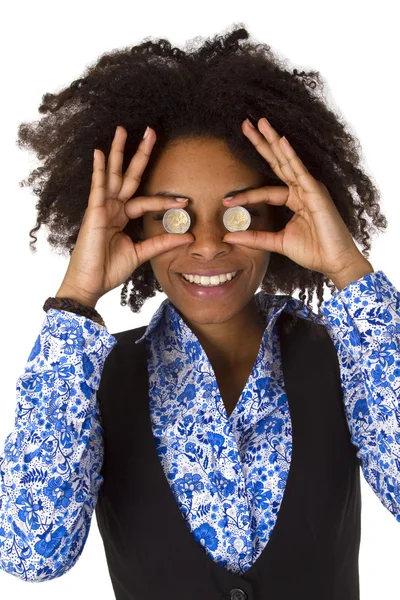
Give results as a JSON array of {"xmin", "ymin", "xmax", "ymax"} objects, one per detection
[{"xmin": 181, "ymin": 271, "xmax": 238, "ymax": 286}]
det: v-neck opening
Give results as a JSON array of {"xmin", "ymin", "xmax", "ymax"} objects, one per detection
[{"xmin": 142, "ymin": 320, "xmax": 294, "ymax": 580}]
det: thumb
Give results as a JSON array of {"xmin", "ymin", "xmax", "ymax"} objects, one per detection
[
  {"xmin": 133, "ymin": 232, "xmax": 194, "ymax": 266},
  {"xmin": 223, "ymin": 229, "xmax": 284, "ymax": 255}
]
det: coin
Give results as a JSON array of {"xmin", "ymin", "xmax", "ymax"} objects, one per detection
[
  {"xmin": 163, "ymin": 208, "xmax": 191, "ymax": 234},
  {"xmin": 223, "ymin": 206, "xmax": 251, "ymax": 232}
]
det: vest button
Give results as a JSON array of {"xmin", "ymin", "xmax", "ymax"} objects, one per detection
[{"xmin": 229, "ymin": 589, "xmax": 247, "ymax": 600}]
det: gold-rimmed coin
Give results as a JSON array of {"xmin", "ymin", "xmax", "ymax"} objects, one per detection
[
  {"xmin": 163, "ymin": 208, "xmax": 191, "ymax": 234},
  {"xmin": 223, "ymin": 206, "xmax": 251, "ymax": 232}
]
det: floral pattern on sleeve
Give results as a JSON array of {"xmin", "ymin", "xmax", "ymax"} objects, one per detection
[
  {"xmin": 319, "ymin": 270, "xmax": 400, "ymax": 522},
  {"xmin": 0, "ymin": 309, "xmax": 117, "ymax": 581}
]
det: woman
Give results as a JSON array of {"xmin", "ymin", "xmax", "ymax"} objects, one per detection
[{"xmin": 0, "ymin": 25, "xmax": 398, "ymax": 599}]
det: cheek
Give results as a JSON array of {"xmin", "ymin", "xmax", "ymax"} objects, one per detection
[
  {"xmin": 149, "ymin": 254, "xmax": 166, "ymax": 274},
  {"xmin": 253, "ymin": 248, "xmax": 272, "ymax": 273},
  {"xmin": 241, "ymin": 246, "xmax": 271, "ymax": 270},
  {"xmin": 149, "ymin": 248, "xmax": 177, "ymax": 281}
]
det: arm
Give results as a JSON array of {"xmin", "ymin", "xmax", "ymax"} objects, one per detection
[
  {"xmin": 0, "ymin": 308, "xmax": 117, "ymax": 581},
  {"xmin": 320, "ymin": 270, "xmax": 400, "ymax": 522}
]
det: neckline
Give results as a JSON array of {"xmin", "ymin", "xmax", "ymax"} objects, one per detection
[{"xmin": 140, "ymin": 313, "xmax": 289, "ymax": 581}]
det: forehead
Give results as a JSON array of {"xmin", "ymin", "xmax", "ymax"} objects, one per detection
[{"xmin": 143, "ymin": 137, "xmax": 265, "ymax": 189}]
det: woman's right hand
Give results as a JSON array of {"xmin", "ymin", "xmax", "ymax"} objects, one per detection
[{"xmin": 55, "ymin": 125, "xmax": 193, "ymax": 307}]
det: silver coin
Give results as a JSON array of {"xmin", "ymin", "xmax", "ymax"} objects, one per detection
[
  {"xmin": 223, "ymin": 206, "xmax": 251, "ymax": 232},
  {"xmin": 163, "ymin": 208, "xmax": 191, "ymax": 234}
]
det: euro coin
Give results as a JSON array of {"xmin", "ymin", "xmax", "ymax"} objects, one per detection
[
  {"xmin": 223, "ymin": 206, "xmax": 251, "ymax": 232},
  {"xmin": 163, "ymin": 208, "xmax": 191, "ymax": 234}
]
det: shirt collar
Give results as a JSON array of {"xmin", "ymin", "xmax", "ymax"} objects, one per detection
[
  {"xmin": 134, "ymin": 291, "xmax": 318, "ymax": 345},
  {"xmin": 135, "ymin": 297, "xmax": 170, "ymax": 344}
]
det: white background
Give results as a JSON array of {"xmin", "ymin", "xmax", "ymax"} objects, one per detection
[{"xmin": 0, "ymin": 0, "xmax": 399, "ymax": 597}]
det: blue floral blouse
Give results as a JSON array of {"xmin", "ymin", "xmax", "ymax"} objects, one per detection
[{"xmin": 0, "ymin": 270, "xmax": 399, "ymax": 582}]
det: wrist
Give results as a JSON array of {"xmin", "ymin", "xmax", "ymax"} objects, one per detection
[
  {"xmin": 327, "ymin": 258, "xmax": 374, "ymax": 291},
  {"xmin": 55, "ymin": 286, "xmax": 99, "ymax": 309}
]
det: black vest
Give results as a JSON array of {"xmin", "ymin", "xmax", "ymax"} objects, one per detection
[{"xmin": 95, "ymin": 310, "xmax": 361, "ymax": 600}]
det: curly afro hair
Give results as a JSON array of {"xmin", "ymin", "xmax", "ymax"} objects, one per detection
[{"xmin": 17, "ymin": 24, "xmax": 387, "ymax": 333}]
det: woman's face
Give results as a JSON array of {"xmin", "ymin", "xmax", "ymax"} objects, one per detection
[{"xmin": 140, "ymin": 136, "xmax": 274, "ymax": 327}]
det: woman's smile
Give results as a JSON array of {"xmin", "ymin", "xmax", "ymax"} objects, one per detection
[{"xmin": 177, "ymin": 269, "xmax": 243, "ymax": 297}]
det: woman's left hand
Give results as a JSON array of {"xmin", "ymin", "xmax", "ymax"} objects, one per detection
[{"xmin": 222, "ymin": 117, "xmax": 374, "ymax": 288}]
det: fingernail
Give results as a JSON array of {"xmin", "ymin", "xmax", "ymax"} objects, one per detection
[
  {"xmin": 224, "ymin": 196, "xmax": 234, "ymax": 201},
  {"xmin": 246, "ymin": 118, "xmax": 256, "ymax": 129},
  {"xmin": 143, "ymin": 126, "xmax": 150, "ymax": 139},
  {"xmin": 175, "ymin": 197, "xmax": 187, "ymax": 202}
]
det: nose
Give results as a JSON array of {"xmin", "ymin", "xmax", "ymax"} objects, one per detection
[{"xmin": 186, "ymin": 213, "xmax": 232, "ymax": 261}]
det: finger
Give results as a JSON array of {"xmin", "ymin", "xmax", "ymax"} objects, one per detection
[
  {"xmin": 104, "ymin": 125, "xmax": 127, "ymax": 199},
  {"xmin": 242, "ymin": 118, "xmax": 290, "ymax": 183},
  {"xmin": 277, "ymin": 136, "xmax": 320, "ymax": 194},
  {"xmin": 257, "ymin": 118, "xmax": 295, "ymax": 180},
  {"xmin": 254, "ymin": 118, "xmax": 318, "ymax": 193},
  {"xmin": 222, "ymin": 185, "xmax": 288, "ymax": 208},
  {"xmin": 243, "ymin": 118, "xmax": 321, "ymax": 197},
  {"xmin": 89, "ymin": 149, "xmax": 106, "ymax": 209},
  {"xmin": 243, "ymin": 119, "xmax": 295, "ymax": 185},
  {"xmin": 222, "ymin": 228, "xmax": 285, "ymax": 256},
  {"xmin": 258, "ymin": 118, "xmax": 296, "ymax": 185},
  {"xmin": 117, "ymin": 127, "xmax": 155, "ymax": 202},
  {"xmin": 124, "ymin": 196, "xmax": 188, "ymax": 219},
  {"xmin": 134, "ymin": 232, "xmax": 194, "ymax": 267}
]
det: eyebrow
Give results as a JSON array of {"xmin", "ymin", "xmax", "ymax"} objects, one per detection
[{"xmin": 153, "ymin": 185, "xmax": 257, "ymax": 204}]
